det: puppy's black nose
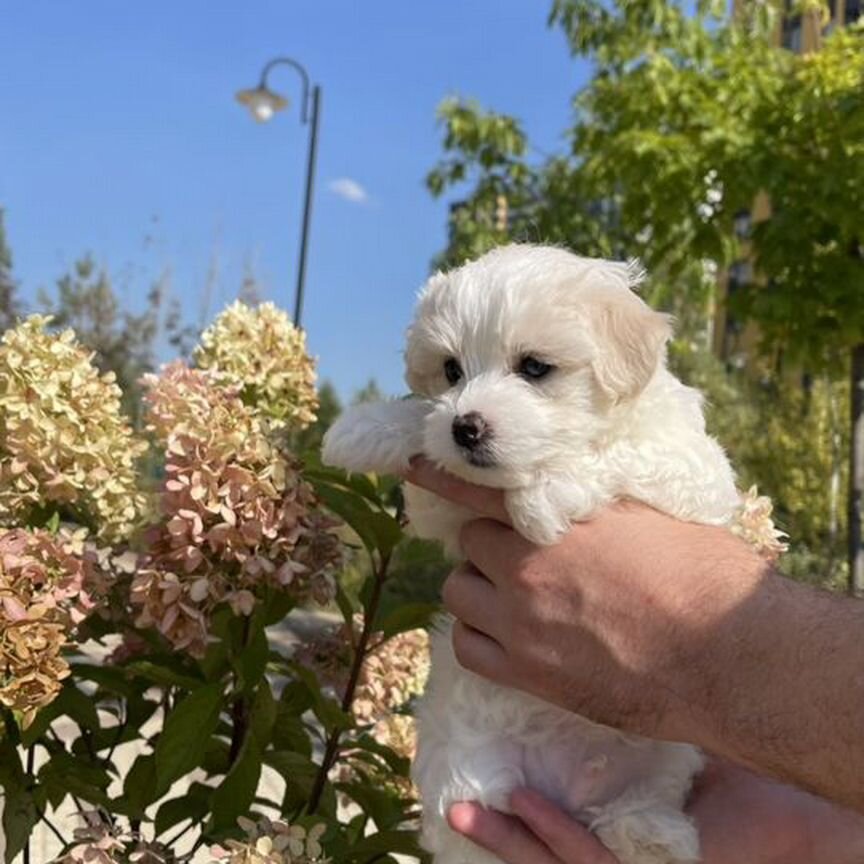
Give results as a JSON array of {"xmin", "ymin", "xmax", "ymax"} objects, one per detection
[{"xmin": 452, "ymin": 412, "xmax": 490, "ymax": 450}]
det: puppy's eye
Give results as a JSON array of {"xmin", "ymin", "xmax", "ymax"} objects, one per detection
[
  {"xmin": 444, "ymin": 358, "xmax": 463, "ymax": 385},
  {"xmin": 519, "ymin": 356, "xmax": 554, "ymax": 380}
]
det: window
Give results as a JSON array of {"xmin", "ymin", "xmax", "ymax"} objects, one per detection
[
  {"xmin": 781, "ymin": 17, "xmax": 803, "ymax": 50},
  {"xmin": 728, "ymin": 260, "xmax": 754, "ymax": 287},
  {"xmin": 733, "ymin": 209, "xmax": 752, "ymax": 240},
  {"xmin": 781, "ymin": 0, "xmax": 803, "ymax": 50}
]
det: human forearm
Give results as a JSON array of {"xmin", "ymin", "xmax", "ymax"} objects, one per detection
[
  {"xmin": 688, "ymin": 759, "xmax": 864, "ymax": 864},
  {"xmin": 677, "ymin": 565, "xmax": 864, "ymax": 813}
]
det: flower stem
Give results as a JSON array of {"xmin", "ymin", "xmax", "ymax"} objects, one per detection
[
  {"xmin": 307, "ymin": 551, "xmax": 391, "ymax": 814},
  {"xmin": 23, "ymin": 746, "xmax": 34, "ymax": 864},
  {"xmin": 36, "ymin": 806, "xmax": 68, "ymax": 849},
  {"xmin": 229, "ymin": 615, "xmax": 252, "ymax": 764}
]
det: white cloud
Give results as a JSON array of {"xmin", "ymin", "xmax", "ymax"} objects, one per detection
[{"xmin": 328, "ymin": 177, "xmax": 369, "ymax": 204}]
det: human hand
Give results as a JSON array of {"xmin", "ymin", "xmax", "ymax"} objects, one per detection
[
  {"xmin": 403, "ymin": 457, "xmax": 864, "ymax": 813},
  {"xmin": 448, "ymin": 760, "xmax": 864, "ymax": 864},
  {"xmin": 403, "ymin": 457, "xmax": 769, "ymax": 744},
  {"xmin": 449, "ymin": 787, "xmax": 616, "ymax": 864}
]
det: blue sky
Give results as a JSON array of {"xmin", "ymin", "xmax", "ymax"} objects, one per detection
[{"xmin": 0, "ymin": 1, "xmax": 589, "ymax": 401}]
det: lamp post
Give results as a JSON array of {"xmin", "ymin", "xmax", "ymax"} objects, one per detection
[{"xmin": 236, "ymin": 57, "xmax": 321, "ymax": 328}]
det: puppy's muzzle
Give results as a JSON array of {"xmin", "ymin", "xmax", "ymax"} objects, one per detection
[{"xmin": 452, "ymin": 412, "xmax": 491, "ymax": 452}]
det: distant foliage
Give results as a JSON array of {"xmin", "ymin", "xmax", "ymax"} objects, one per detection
[
  {"xmin": 0, "ymin": 209, "xmax": 21, "ymax": 333},
  {"xmin": 672, "ymin": 344, "xmax": 847, "ymax": 585}
]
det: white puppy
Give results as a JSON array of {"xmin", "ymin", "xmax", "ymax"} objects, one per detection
[{"xmin": 323, "ymin": 244, "xmax": 739, "ymax": 864}]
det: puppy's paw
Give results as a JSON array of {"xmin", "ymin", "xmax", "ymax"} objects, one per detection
[
  {"xmin": 322, "ymin": 398, "xmax": 432, "ymax": 475},
  {"xmin": 506, "ymin": 477, "xmax": 605, "ymax": 545},
  {"xmin": 592, "ymin": 804, "xmax": 700, "ymax": 864}
]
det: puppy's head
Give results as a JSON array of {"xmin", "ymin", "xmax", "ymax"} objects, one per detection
[{"xmin": 404, "ymin": 244, "xmax": 671, "ymax": 488}]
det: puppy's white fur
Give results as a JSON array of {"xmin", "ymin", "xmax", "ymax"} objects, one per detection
[{"xmin": 323, "ymin": 245, "xmax": 739, "ymax": 864}]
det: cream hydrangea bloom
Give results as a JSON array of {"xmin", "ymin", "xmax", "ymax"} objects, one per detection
[
  {"xmin": 210, "ymin": 817, "xmax": 329, "ymax": 864},
  {"xmin": 194, "ymin": 301, "xmax": 318, "ymax": 431},
  {"xmin": 0, "ymin": 316, "xmax": 147, "ymax": 542},
  {"xmin": 732, "ymin": 485, "xmax": 789, "ymax": 560},
  {"xmin": 49, "ymin": 812, "xmax": 172, "ymax": 864}
]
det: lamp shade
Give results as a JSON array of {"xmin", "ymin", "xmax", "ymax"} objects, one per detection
[{"xmin": 235, "ymin": 86, "xmax": 289, "ymax": 123}]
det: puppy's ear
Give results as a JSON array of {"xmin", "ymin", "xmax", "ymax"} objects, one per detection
[
  {"xmin": 587, "ymin": 289, "xmax": 672, "ymax": 403},
  {"xmin": 404, "ymin": 327, "xmax": 429, "ymax": 395},
  {"xmin": 403, "ymin": 272, "xmax": 450, "ymax": 396}
]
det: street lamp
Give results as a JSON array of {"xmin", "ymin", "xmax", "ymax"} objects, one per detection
[{"xmin": 236, "ymin": 57, "xmax": 321, "ymax": 328}]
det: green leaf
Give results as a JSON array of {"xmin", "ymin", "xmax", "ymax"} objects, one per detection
[
  {"xmin": 154, "ymin": 681, "xmax": 223, "ymax": 796},
  {"xmin": 292, "ymin": 666, "xmax": 352, "ymax": 733},
  {"xmin": 249, "ymin": 680, "xmax": 277, "ymax": 748},
  {"xmin": 260, "ymin": 588, "xmax": 297, "ymax": 626},
  {"xmin": 127, "ymin": 658, "xmax": 206, "ymax": 691},
  {"xmin": 273, "ymin": 680, "xmax": 313, "ymax": 755},
  {"xmin": 210, "ymin": 735, "xmax": 263, "ymax": 830},
  {"xmin": 334, "ymin": 582, "xmax": 358, "ymax": 631},
  {"xmin": 2, "ymin": 788, "xmax": 37, "ymax": 863},
  {"xmin": 200, "ymin": 624, "xmax": 232, "ymax": 683},
  {"xmin": 39, "ymin": 750, "xmax": 111, "ymax": 807},
  {"xmin": 0, "ymin": 737, "xmax": 37, "ymax": 864},
  {"xmin": 121, "ymin": 753, "xmax": 158, "ymax": 816},
  {"xmin": 278, "ymin": 680, "xmax": 314, "ymax": 716},
  {"xmin": 342, "ymin": 830, "xmax": 427, "ymax": 863},
  {"xmin": 271, "ymin": 713, "xmax": 312, "ymax": 758},
  {"xmin": 335, "ymin": 780, "xmax": 407, "ymax": 831},
  {"xmin": 32, "ymin": 680, "xmax": 101, "ymax": 736},
  {"xmin": 263, "ymin": 750, "xmax": 318, "ymax": 813},
  {"xmin": 314, "ymin": 483, "xmax": 402, "ymax": 556},
  {"xmin": 155, "ymin": 781, "xmax": 212, "ymax": 836},
  {"xmin": 201, "ymin": 738, "xmax": 232, "ymax": 776},
  {"xmin": 69, "ymin": 663, "xmax": 139, "ymax": 698},
  {"xmin": 20, "ymin": 699, "xmax": 63, "ymax": 748},
  {"xmin": 344, "ymin": 811, "xmax": 369, "ymax": 846},
  {"xmin": 234, "ymin": 621, "xmax": 269, "ymax": 693},
  {"xmin": 377, "ymin": 602, "xmax": 438, "ymax": 640},
  {"xmin": 305, "ymin": 462, "xmax": 382, "ymax": 504}
]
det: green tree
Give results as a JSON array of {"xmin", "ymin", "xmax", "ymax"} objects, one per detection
[
  {"xmin": 0, "ymin": 208, "xmax": 21, "ymax": 331},
  {"xmin": 743, "ymin": 29, "xmax": 864, "ymax": 589},
  {"xmin": 352, "ymin": 378, "xmax": 386, "ymax": 406},
  {"xmin": 551, "ymin": 0, "xmax": 863, "ymax": 585},
  {"xmin": 426, "ymin": 99, "xmax": 619, "ymax": 271},
  {"xmin": 428, "ymin": 0, "xmax": 864, "ymax": 586}
]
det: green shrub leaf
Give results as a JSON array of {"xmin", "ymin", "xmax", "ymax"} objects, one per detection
[{"xmin": 154, "ymin": 681, "xmax": 223, "ymax": 796}]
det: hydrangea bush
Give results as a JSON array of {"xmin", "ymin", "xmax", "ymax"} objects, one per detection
[{"xmin": 0, "ymin": 305, "xmax": 435, "ymax": 864}]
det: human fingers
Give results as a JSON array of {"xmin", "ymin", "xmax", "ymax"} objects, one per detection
[
  {"xmin": 401, "ymin": 457, "xmax": 511, "ymax": 523},
  {"xmin": 448, "ymin": 803, "xmax": 563, "ymax": 864},
  {"xmin": 451, "ymin": 620, "xmax": 508, "ymax": 683},
  {"xmin": 459, "ymin": 518, "xmax": 537, "ymax": 583},
  {"xmin": 510, "ymin": 790, "xmax": 619, "ymax": 864},
  {"xmin": 442, "ymin": 563, "xmax": 501, "ymax": 638}
]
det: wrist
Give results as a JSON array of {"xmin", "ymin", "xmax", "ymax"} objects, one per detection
[
  {"xmin": 678, "ymin": 557, "xmax": 864, "ymax": 810},
  {"xmin": 656, "ymin": 530, "xmax": 772, "ymax": 751},
  {"xmin": 804, "ymin": 795, "xmax": 864, "ymax": 863}
]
